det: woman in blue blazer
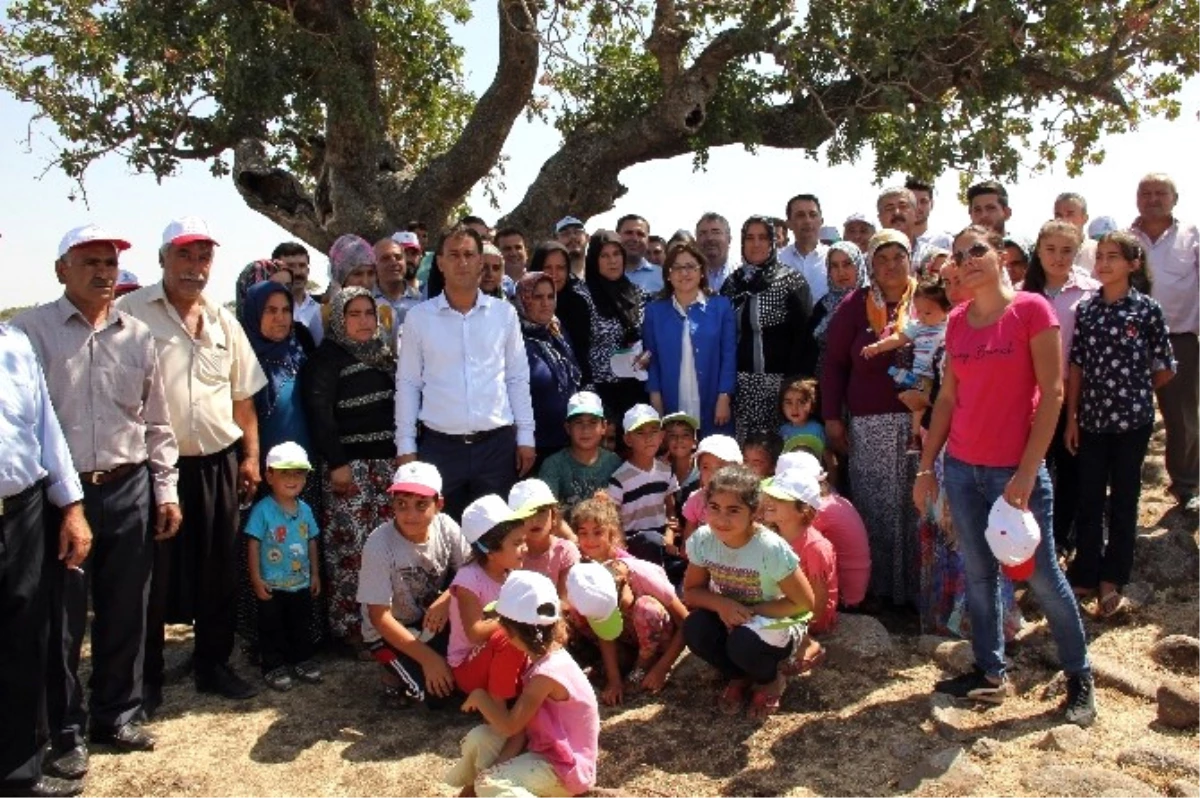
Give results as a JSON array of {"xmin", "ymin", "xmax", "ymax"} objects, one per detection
[{"xmin": 642, "ymin": 240, "xmax": 737, "ymax": 437}]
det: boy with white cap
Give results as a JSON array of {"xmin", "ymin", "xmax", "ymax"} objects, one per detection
[
  {"xmin": 357, "ymin": 461, "xmax": 470, "ymax": 706},
  {"xmin": 538, "ymin": 391, "xmax": 622, "ymax": 513},
  {"xmin": 607, "ymin": 404, "xmax": 681, "ymax": 578},
  {"xmin": 245, "ymin": 442, "xmax": 323, "ymax": 691}
]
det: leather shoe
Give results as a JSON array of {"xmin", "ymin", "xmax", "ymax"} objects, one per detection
[
  {"xmin": 90, "ymin": 722, "xmax": 156, "ymax": 752},
  {"xmin": 43, "ymin": 745, "xmax": 88, "ymax": 780},
  {"xmin": 28, "ymin": 776, "xmax": 84, "ymax": 797},
  {"xmin": 195, "ymin": 663, "xmax": 260, "ymax": 700}
]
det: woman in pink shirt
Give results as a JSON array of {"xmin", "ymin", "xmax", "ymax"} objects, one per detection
[{"xmin": 913, "ymin": 225, "xmax": 1094, "ymax": 727}]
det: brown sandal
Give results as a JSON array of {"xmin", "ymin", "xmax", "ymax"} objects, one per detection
[
  {"xmin": 1098, "ymin": 591, "xmax": 1131, "ymax": 620},
  {"xmin": 717, "ymin": 680, "xmax": 748, "ymax": 715}
]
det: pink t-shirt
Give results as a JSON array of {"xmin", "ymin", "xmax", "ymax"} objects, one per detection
[
  {"xmin": 787, "ymin": 529, "xmax": 838, "ymax": 635},
  {"xmin": 521, "ymin": 537, "xmax": 581, "ymax": 587},
  {"xmin": 615, "ymin": 549, "xmax": 676, "ymax": 606},
  {"xmin": 524, "ymin": 648, "xmax": 600, "ymax": 794},
  {"xmin": 814, "ymin": 494, "xmax": 870, "ymax": 606},
  {"xmin": 945, "ymin": 292, "xmax": 1058, "ymax": 467},
  {"xmin": 447, "ymin": 563, "xmax": 504, "ymax": 667},
  {"xmin": 682, "ymin": 489, "xmax": 707, "ymax": 525}
]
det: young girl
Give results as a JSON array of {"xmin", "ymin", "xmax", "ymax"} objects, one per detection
[
  {"xmin": 1065, "ymin": 232, "xmax": 1174, "ymax": 619},
  {"xmin": 660, "ymin": 412, "xmax": 700, "ymax": 493},
  {"xmin": 680, "ymin": 434, "xmax": 743, "ymax": 546},
  {"xmin": 447, "ymin": 571, "xmax": 600, "ymax": 797},
  {"xmin": 683, "ymin": 465, "xmax": 815, "ymax": 721},
  {"xmin": 571, "ymin": 497, "xmax": 689, "ymax": 705},
  {"xmin": 861, "ymin": 276, "xmax": 952, "ymax": 453},
  {"xmin": 447, "ymin": 495, "xmax": 528, "ymax": 700},
  {"xmin": 508, "ymin": 479, "xmax": 581, "ymax": 597},
  {"xmin": 741, "ymin": 431, "xmax": 782, "ymax": 479},
  {"xmin": 778, "ymin": 377, "xmax": 827, "ymax": 451}
]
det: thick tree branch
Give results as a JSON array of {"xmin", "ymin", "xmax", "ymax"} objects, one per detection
[
  {"xmin": 645, "ymin": 0, "xmax": 688, "ymax": 86},
  {"xmin": 233, "ymin": 138, "xmax": 332, "ymax": 250}
]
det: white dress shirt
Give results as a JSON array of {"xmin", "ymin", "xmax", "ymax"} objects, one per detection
[
  {"xmin": 1132, "ymin": 217, "xmax": 1199, "ymax": 335},
  {"xmin": 673, "ymin": 295, "xmax": 703, "ymax": 421},
  {"xmin": 778, "ymin": 243, "xmax": 829, "ymax": 302},
  {"xmin": 293, "ymin": 293, "xmax": 324, "ymax": 345},
  {"xmin": 394, "ymin": 291, "xmax": 535, "ymax": 455}
]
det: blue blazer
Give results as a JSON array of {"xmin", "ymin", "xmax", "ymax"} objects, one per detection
[{"xmin": 642, "ymin": 294, "xmax": 737, "ymax": 437}]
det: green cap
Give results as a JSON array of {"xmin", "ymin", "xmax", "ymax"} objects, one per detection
[
  {"xmin": 587, "ymin": 607, "xmax": 625, "ymax": 642},
  {"xmin": 782, "ymin": 433, "xmax": 825, "ymax": 459}
]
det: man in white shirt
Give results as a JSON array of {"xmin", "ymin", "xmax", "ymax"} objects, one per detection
[
  {"xmin": 777, "ymin": 194, "xmax": 827, "ymax": 301},
  {"xmin": 1053, "ymin": 192, "xmax": 1098, "ymax": 272},
  {"xmin": 1130, "ymin": 172, "xmax": 1199, "ymax": 512},
  {"xmin": 842, "ymin": 212, "xmax": 876, "ymax": 253},
  {"xmin": 272, "ymin": 241, "xmax": 323, "ymax": 344},
  {"xmin": 395, "ymin": 224, "xmax": 536, "ymax": 520},
  {"xmin": 374, "ymin": 236, "xmax": 423, "ymax": 339},
  {"xmin": 877, "ymin": 186, "xmax": 930, "ymax": 270},
  {"xmin": 906, "ymin": 176, "xmax": 953, "ymax": 252},
  {"xmin": 695, "ymin": 212, "xmax": 735, "ymax": 293},
  {"xmin": 618, "ymin": 214, "xmax": 664, "ymax": 294}
]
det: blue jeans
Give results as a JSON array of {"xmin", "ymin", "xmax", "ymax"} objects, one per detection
[{"xmin": 941, "ymin": 456, "xmax": 1090, "ymax": 679}]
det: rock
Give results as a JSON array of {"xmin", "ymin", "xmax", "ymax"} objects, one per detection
[
  {"xmin": 898, "ymin": 746, "xmax": 983, "ymax": 794},
  {"xmin": 1150, "ymin": 635, "xmax": 1200, "ymax": 674},
  {"xmin": 1116, "ymin": 745, "xmax": 1200, "ymax": 778},
  {"xmin": 1041, "ymin": 671, "xmax": 1068, "ymax": 700},
  {"xmin": 970, "ymin": 737, "xmax": 1001, "ymax": 760},
  {"xmin": 1038, "ymin": 723, "xmax": 1089, "ymax": 752},
  {"xmin": 929, "ymin": 693, "xmax": 974, "ymax": 742},
  {"xmin": 934, "ymin": 640, "xmax": 976, "ymax": 674},
  {"xmin": 1132, "ymin": 526, "xmax": 1200, "ymax": 588},
  {"xmin": 917, "ymin": 634, "xmax": 953, "ymax": 656},
  {"xmin": 888, "ymin": 738, "xmax": 919, "ymax": 761},
  {"xmin": 1123, "ymin": 581, "xmax": 1156, "ymax": 608},
  {"xmin": 1021, "ymin": 765, "xmax": 1156, "ymax": 796},
  {"xmin": 1157, "ymin": 678, "xmax": 1200, "ymax": 729},
  {"xmin": 1168, "ymin": 779, "xmax": 1200, "ymax": 798},
  {"xmin": 824, "ymin": 614, "xmax": 892, "ymax": 667},
  {"xmin": 1092, "ymin": 655, "xmax": 1158, "ymax": 700}
]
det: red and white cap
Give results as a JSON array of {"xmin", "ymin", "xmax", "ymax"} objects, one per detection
[
  {"xmin": 391, "ymin": 231, "xmax": 422, "ymax": 251},
  {"xmin": 161, "ymin": 216, "xmax": 219, "ymax": 247},
  {"xmin": 56, "ymin": 224, "xmax": 131, "ymax": 258},
  {"xmin": 387, "ymin": 461, "xmax": 442, "ymax": 498},
  {"xmin": 985, "ymin": 496, "xmax": 1040, "ymax": 580}
]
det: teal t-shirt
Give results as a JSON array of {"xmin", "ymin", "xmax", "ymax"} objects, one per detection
[
  {"xmin": 538, "ymin": 448, "xmax": 622, "ymax": 512},
  {"xmin": 685, "ymin": 525, "xmax": 799, "ymax": 606},
  {"xmin": 245, "ymin": 496, "xmax": 319, "ymax": 591}
]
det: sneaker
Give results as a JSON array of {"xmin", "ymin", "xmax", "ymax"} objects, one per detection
[
  {"xmin": 263, "ymin": 667, "xmax": 294, "ymax": 692},
  {"xmin": 1063, "ymin": 671, "xmax": 1097, "ymax": 727},
  {"xmin": 195, "ymin": 663, "xmax": 261, "ymax": 699},
  {"xmin": 934, "ymin": 666, "xmax": 1008, "ymax": 705},
  {"xmin": 292, "ymin": 660, "xmax": 323, "ymax": 684}
]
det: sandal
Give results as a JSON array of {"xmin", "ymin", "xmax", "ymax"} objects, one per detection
[
  {"xmin": 1098, "ymin": 591, "xmax": 1131, "ymax": 620},
  {"xmin": 748, "ymin": 677, "xmax": 785, "ymax": 721},
  {"xmin": 717, "ymin": 680, "xmax": 748, "ymax": 715}
]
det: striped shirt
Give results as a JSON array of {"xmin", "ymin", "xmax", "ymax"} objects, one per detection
[{"xmin": 607, "ymin": 459, "xmax": 678, "ymax": 533}]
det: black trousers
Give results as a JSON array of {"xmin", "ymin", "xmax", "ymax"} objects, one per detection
[
  {"xmin": 45, "ymin": 466, "xmax": 152, "ymax": 750},
  {"xmin": 145, "ymin": 445, "xmax": 240, "ymax": 692},
  {"xmin": 368, "ymin": 626, "xmax": 454, "ymax": 709},
  {"xmin": 1068, "ymin": 424, "xmax": 1153, "ymax": 590},
  {"xmin": 419, "ymin": 426, "xmax": 518, "ymax": 522},
  {"xmin": 682, "ymin": 608, "xmax": 792, "ymax": 685},
  {"xmin": 1046, "ymin": 405, "xmax": 1081, "ymax": 553},
  {"xmin": 0, "ymin": 483, "xmax": 49, "ymax": 789},
  {"xmin": 257, "ymin": 589, "xmax": 314, "ymax": 673}
]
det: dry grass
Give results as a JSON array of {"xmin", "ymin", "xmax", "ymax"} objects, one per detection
[{"xmin": 83, "ymin": 425, "xmax": 1198, "ymax": 797}]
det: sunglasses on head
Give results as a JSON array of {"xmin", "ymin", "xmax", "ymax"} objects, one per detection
[{"xmin": 951, "ymin": 242, "xmax": 991, "ymax": 265}]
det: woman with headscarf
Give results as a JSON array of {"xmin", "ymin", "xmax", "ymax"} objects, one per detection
[
  {"xmin": 301, "ymin": 287, "xmax": 398, "ymax": 653},
  {"xmin": 822, "ymin": 229, "xmax": 921, "ymax": 606},
  {"xmin": 583, "ymin": 229, "xmax": 648, "ymax": 423},
  {"xmin": 514, "ymin": 271, "xmax": 583, "ymax": 466},
  {"xmin": 533, "ymin": 240, "xmax": 591, "ymax": 381},
  {"xmin": 719, "ymin": 215, "xmax": 813, "ymax": 440},
  {"xmin": 802, "ymin": 241, "xmax": 869, "ymax": 376},
  {"xmin": 321, "ymin": 234, "xmax": 395, "ymax": 342}
]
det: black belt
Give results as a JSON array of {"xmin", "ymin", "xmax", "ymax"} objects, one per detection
[
  {"xmin": 420, "ymin": 424, "xmax": 512, "ymax": 446},
  {"xmin": 0, "ymin": 478, "xmax": 44, "ymax": 517},
  {"xmin": 79, "ymin": 461, "xmax": 143, "ymax": 487}
]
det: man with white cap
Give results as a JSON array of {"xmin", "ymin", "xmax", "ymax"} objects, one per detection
[
  {"xmin": 118, "ymin": 216, "xmax": 268, "ymax": 706},
  {"xmin": 842, "ymin": 212, "xmax": 876, "ymax": 254},
  {"xmin": 13, "ymin": 225, "xmax": 181, "ymax": 777},
  {"xmin": 554, "ymin": 216, "xmax": 588, "ymax": 280}
]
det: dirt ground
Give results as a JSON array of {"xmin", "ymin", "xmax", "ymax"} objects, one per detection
[{"xmin": 81, "ymin": 426, "xmax": 1199, "ymax": 797}]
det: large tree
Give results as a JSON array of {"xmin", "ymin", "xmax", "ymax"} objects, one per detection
[{"xmin": 1, "ymin": 0, "xmax": 1194, "ymax": 248}]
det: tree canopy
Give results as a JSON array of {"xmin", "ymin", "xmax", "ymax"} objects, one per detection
[{"xmin": 1, "ymin": 0, "xmax": 1195, "ymax": 249}]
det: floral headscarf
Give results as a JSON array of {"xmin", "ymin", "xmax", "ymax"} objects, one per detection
[
  {"xmin": 328, "ymin": 287, "xmax": 395, "ymax": 373},
  {"xmin": 235, "ymin": 259, "xmax": 289, "ymax": 322},
  {"xmin": 514, "ymin": 271, "xmax": 581, "ymax": 400},
  {"xmin": 241, "ymin": 280, "xmax": 305, "ymax": 421},
  {"xmin": 513, "ymin": 272, "xmax": 560, "ymax": 334},
  {"xmin": 328, "ymin": 234, "xmax": 376, "ymax": 291},
  {"xmin": 865, "ymin": 230, "xmax": 917, "ymax": 337},
  {"xmin": 813, "ymin": 241, "xmax": 868, "ymax": 343}
]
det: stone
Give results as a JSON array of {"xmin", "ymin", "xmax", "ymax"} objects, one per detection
[
  {"xmin": 1021, "ymin": 766, "xmax": 1156, "ymax": 796},
  {"xmin": 1116, "ymin": 745, "xmax": 1200, "ymax": 778},
  {"xmin": 1123, "ymin": 581, "xmax": 1156, "ymax": 608},
  {"xmin": 970, "ymin": 737, "xmax": 1001, "ymax": 760},
  {"xmin": 1037, "ymin": 723, "xmax": 1090, "ymax": 752},
  {"xmin": 933, "ymin": 640, "xmax": 975, "ymax": 674},
  {"xmin": 929, "ymin": 693, "xmax": 974, "ymax": 742},
  {"xmin": 824, "ymin": 614, "xmax": 892, "ymax": 667},
  {"xmin": 1167, "ymin": 779, "xmax": 1200, "ymax": 798},
  {"xmin": 898, "ymin": 746, "xmax": 983, "ymax": 794},
  {"xmin": 1157, "ymin": 678, "xmax": 1200, "ymax": 729},
  {"xmin": 1150, "ymin": 635, "xmax": 1200, "ymax": 674},
  {"xmin": 1132, "ymin": 526, "xmax": 1200, "ymax": 588},
  {"xmin": 917, "ymin": 634, "xmax": 953, "ymax": 656},
  {"xmin": 888, "ymin": 738, "xmax": 919, "ymax": 761},
  {"xmin": 1041, "ymin": 671, "xmax": 1068, "ymax": 700},
  {"xmin": 1092, "ymin": 655, "xmax": 1158, "ymax": 700}
]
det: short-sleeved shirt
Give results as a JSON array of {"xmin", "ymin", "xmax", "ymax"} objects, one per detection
[
  {"xmin": 447, "ymin": 563, "xmax": 505, "ymax": 667},
  {"xmin": 815, "ymin": 494, "xmax": 871, "ymax": 606},
  {"xmin": 607, "ymin": 459, "xmax": 678, "ymax": 533},
  {"xmin": 685, "ymin": 525, "xmax": 799, "ymax": 606},
  {"xmin": 682, "ymin": 489, "xmax": 707, "ymax": 525},
  {"xmin": 788, "ymin": 528, "xmax": 838, "ymax": 634},
  {"xmin": 614, "ymin": 549, "xmax": 676, "ymax": 606},
  {"xmin": 523, "ymin": 648, "xmax": 600, "ymax": 794},
  {"xmin": 1070, "ymin": 289, "xmax": 1175, "ymax": 434},
  {"xmin": 902, "ymin": 319, "xmax": 947, "ymax": 378},
  {"xmin": 521, "ymin": 536, "xmax": 581, "ymax": 587},
  {"xmin": 244, "ymin": 496, "xmax": 319, "ymax": 591},
  {"xmin": 357, "ymin": 515, "xmax": 470, "ymax": 643},
  {"xmin": 117, "ymin": 282, "xmax": 267, "ymax": 456},
  {"xmin": 539, "ymin": 447, "xmax": 622, "ymax": 512},
  {"xmin": 945, "ymin": 292, "xmax": 1058, "ymax": 468}
]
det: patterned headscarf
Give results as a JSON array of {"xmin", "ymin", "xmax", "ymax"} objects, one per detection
[
  {"xmin": 813, "ymin": 241, "xmax": 868, "ymax": 343},
  {"xmin": 721, "ymin": 215, "xmax": 782, "ymax": 307},
  {"xmin": 513, "ymin": 271, "xmax": 560, "ymax": 334},
  {"xmin": 865, "ymin": 230, "xmax": 917, "ymax": 337},
  {"xmin": 241, "ymin": 280, "xmax": 305, "ymax": 421},
  {"xmin": 235, "ymin": 259, "xmax": 289, "ymax": 322},
  {"xmin": 328, "ymin": 234, "xmax": 376, "ymax": 290},
  {"xmin": 513, "ymin": 271, "xmax": 581, "ymax": 400},
  {"xmin": 328, "ymin": 287, "xmax": 395, "ymax": 373}
]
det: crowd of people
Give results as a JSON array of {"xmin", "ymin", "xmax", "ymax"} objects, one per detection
[{"xmin": 1, "ymin": 171, "xmax": 1195, "ymax": 797}]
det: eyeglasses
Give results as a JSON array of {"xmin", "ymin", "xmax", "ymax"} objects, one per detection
[
  {"xmin": 670, "ymin": 263, "xmax": 700, "ymax": 272},
  {"xmin": 951, "ymin": 242, "xmax": 991, "ymax": 265}
]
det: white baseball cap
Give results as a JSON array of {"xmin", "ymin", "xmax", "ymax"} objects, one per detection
[
  {"xmin": 161, "ymin": 216, "xmax": 219, "ymax": 247},
  {"xmin": 56, "ymin": 224, "xmax": 132, "ymax": 259},
  {"xmin": 387, "ymin": 461, "xmax": 442, "ymax": 497},
  {"xmin": 555, "ymin": 216, "xmax": 585, "ymax": 234},
  {"xmin": 696, "ymin": 434, "xmax": 743, "ymax": 465},
  {"xmin": 487, "ymin": 570, "xmax": 561, "ymax": 626},
  {"xmin": 761, "ymin": 469, "xmax": 821, "ymax": 507},
  {"xmin": 265, "ymin": 441, "xmax": 312, "ymax": 471},
  {"xmin": 844, "ymin": 212, "xmax": 876, "ymax": 228},
  {"xmin": 1087, "ymin": 215, "xmax": 1119, "ymax": 240},
  {"xmin": 566, "ymin": 562, "xmax": 623, "ymax": 641},
  {"xmin": 818, "ymin": 225, "xmax": 840, "ymax": 242},
  {"xmin": 661, "ymin": 411, "xmax": 699, "ymax": 430},
  {"xmin": 508, "ymin": 479, "xmax": 558, "ymax": 518},
  {"xmin": 461, "ymin": 494, "xmax": 517, "ymax": 544},
  {"xmin": 391, "ymin": 231, "xmax": 422, "ymax": 251},
  {"xmin": 566, "ymin": 391, "xmax": 605, "ymax": 419},
  {"xmin": 985, "ymin": 496, "xmax": 1040, "ymax": 580},
  {"xmin": 623, "ymin": 403, "xmax": 661, "ymax": 433},
  {"xmin": 776, "ymin": 450, "xmax": 826, "ymax": 481}
]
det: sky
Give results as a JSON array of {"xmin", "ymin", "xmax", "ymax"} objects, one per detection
[{"xmin": 1, "ymin": 4, "xmax": 1196, "ymax": 307}]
